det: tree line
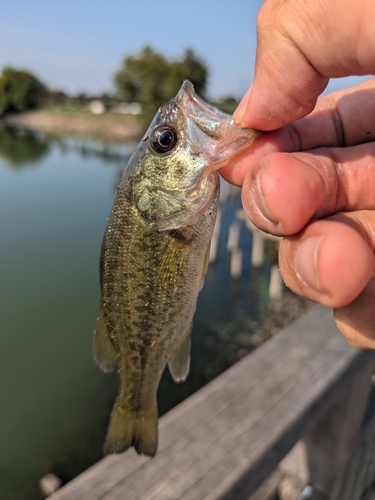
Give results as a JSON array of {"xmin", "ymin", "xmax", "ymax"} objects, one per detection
[{"xmin": 0, "ymin": 47, "xmax": 238, "ymax": 123}]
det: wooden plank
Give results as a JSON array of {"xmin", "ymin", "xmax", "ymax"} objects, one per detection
[
  {"xmin": 179, "ymin": 336, "xmax": 369, "ymax": 500},
  {"xmin": 159, "ymin": 340, "xmax": 339, "ymax": 499},
  {"xmin": 49, "ymin": 306, "xmax": 328, "ymax": 500},
  {"xmin": 49, "ymin": 306, "xmax": 375, "ymax": 500},
  {"xmin": 97, "ymin": 309, "xmax": 337, "ymax": 500}
]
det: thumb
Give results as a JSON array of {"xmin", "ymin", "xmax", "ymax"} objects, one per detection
[{"xmin": 234, "ymin": 0, "xmax": 375, "ymax": 131}]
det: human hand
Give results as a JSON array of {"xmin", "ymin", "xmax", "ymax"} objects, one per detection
[{"xmin": 221, "ymin": 0, "xmax": 375, "ymax": 348}]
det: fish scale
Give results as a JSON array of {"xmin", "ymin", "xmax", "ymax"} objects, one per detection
[{"xmin": 94, "ymin": 80, "xmax": 260, "ymax": 457}]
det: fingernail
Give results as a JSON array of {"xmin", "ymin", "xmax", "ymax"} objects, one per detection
[
  {"xmin": 295, "ymin": 236, "xmax": 324, "ymax": 292},
  {"xmin": 252, "ymin": 168, "xmax": 279, "ymax": 224},
  {"xmin": 233, "ymin": 86, "xmax": 252, "ymax": 125}
]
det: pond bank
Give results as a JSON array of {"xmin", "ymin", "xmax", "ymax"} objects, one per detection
[{"xmin": 2, "ymin": 111, "xmax": 144, "ymax": 143}]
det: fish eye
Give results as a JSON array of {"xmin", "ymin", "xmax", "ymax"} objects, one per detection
[{"xmin": 150, "ymin": 126, "xmax": 178, "ymax": 154}]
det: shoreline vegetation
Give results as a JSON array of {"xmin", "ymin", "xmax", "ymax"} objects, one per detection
[
  {"xmin": 0, "ymin": 47, "xmax": 210, "ymax": 145},
  {"xmin": 0, "ymin": 48, "xmax": 237, "ymax": 146},
  {"xmin": 2, "ymin": 110, "xmax": 144, "ymax": 143}
]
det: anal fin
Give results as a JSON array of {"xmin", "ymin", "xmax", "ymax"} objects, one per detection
[
  {"xmin": 94, "ymin": 307, "xmax": 117, "ymax": 373},
  {"xmin": 168, "ymin": 331, "xmax": 191, "ymax": 383}
]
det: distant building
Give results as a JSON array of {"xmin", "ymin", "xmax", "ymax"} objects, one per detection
[
  {"xmin": 89, "ymin": 100, "xmax": 106, "ymax": 115},
  {"xmin": 112, "ymin": 102, "xmax": 142, "ymax": 115}
]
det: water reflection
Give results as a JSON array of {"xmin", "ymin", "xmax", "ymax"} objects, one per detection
[
  {"xmin": 52, "ymin": 135, "xmax": 134, "ymax": 166},
  {"xmin": 0, "ymin": 125, "xmax": 133, "ymax": 172},
  {"xmin": 0, "ymin": 127, "xmax": 311, "ymax": 500},
  {"xmin": 0, "ymin": 126, "xmax": 49, "ymax": 167}
]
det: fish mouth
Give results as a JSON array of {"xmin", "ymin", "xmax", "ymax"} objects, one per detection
[
  {"xmin": 175, "ymin": 80, "xmax": 261, "ymax": 170},
  {"xmin": 175, "ymin": 81, "xmax": 228, "ymax": 139}
]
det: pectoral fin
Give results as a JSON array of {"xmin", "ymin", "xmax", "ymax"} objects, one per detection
[
  {"xmin": 157, "ymin": 234, "xmax": 191, "ymax": 284},
  {"xmin": 168, "ymin": 331, "xmax": 191, "ymax": 383},
  {"xmin": 94, "ymin": 307, "xmax": 117, "ymax": 373}
]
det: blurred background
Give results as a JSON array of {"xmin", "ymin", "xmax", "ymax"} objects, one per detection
[{"xmin": 0, "ymin": 1, "xmax": 371, "ymax": 499}]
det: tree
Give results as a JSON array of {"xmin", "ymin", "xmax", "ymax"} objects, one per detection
[
  {"xmin": 0, "ymin": 67, "xmax": 46, "ymax": 114},
  {"xmin": 44, "ymin": 89, "xmax": 68, "ymax": 108},
  {"xmin": 113, "ymin": 47, "xmax": 208, "ymax": 125},
  {"xmin": 212, "ymin": 96, "xmax": 239, "ymax": 115}
]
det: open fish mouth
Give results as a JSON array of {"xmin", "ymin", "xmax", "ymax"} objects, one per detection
[
  {"xmin": 175, "ymin": 80, "xmax": 229, "ymax": 138},
  {"xmin": 175, "ymin": 80, "xmax": 261, "ymax": 170}
]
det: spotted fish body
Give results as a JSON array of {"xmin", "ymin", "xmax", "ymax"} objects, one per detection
[{"xmin": 94, "ymin": 81, "xmax": 260, "ymax": 457}]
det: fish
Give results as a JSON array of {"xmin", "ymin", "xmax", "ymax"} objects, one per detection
[{"xmin": 94, "ymin": 80, "xmax": 260, "ymax": 457}]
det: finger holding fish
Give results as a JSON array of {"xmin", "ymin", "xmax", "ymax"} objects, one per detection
[
  {"xmin": 222, "ymin": 78, "xmax": 375, "ymax": 347},
  {"xmin": 222, "ymin": 78, "xmax": 375, "ymax": 235}
]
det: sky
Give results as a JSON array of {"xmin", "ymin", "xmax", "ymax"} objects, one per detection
[{"xmin": 1, "ymin": 0, "xmax": 370, "ymax": 100}]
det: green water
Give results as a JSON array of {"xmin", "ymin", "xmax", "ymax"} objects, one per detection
[{"xmin": 0, "ymin": 127, "xmax": 307, "ymax": 499}]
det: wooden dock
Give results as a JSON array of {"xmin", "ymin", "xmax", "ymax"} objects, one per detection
[{"xmin": 49, "ymin": 306, "xmax": 375, "ymax": 500}]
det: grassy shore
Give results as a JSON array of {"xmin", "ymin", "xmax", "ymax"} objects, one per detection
[{"xmin": 2, "ymin": 109, "xmax": 145, "ymax": 143}]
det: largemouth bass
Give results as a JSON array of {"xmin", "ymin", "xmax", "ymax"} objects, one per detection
[{"xmin": 94, "ymin": 81, "xmax": 260, "ymax": 457}]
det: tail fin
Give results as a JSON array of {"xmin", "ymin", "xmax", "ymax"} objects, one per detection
[{"xmin": 104, "ymin": 403, "xmax": 158, "ymax": 457}]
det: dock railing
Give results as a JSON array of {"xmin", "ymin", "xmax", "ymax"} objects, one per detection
[{"xmin": 49, "ymin": 306, "xmax": 375, "ymax": 500}]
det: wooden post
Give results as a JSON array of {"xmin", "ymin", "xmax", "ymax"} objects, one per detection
[
  {"xmin": 227, "ymin": 222, "xmax": 240, "ymax": 252},
  {"xmin": 230, "ymin": 248, "xmax": 243, "ymax": 279},
  {"xmin": 251, "ymin": 231, "xmax": 264, "ymax": 267},
  {"xmin": 269, "ymin": 264, "xmax": 283, "ymax": 299}
]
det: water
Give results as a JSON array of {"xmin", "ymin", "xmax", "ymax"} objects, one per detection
[{"xmin": 0, "ymin": 127, "xmax": 309, "ymax": 499}]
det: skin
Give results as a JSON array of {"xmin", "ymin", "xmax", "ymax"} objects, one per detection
[{"xmin": 221, "ymin": 0, "xmax": 375, "ymax": 348}]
